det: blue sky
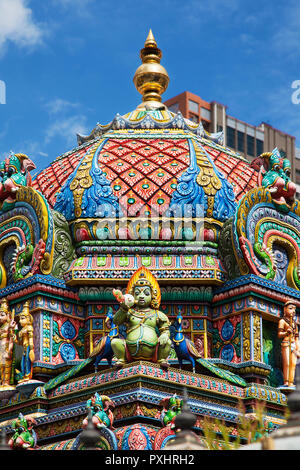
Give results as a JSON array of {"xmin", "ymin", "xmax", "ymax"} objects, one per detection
[{"xmin": 0, "ymin": 0, "xmax": 299, "ymax": 175}]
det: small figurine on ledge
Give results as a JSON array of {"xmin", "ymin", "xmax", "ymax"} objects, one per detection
[
  {"xmin": 0, "ymin": 299, "xmax": 15, "ymax": 391},
  {"xmin": 14, "ymin": 301, "xmax": 35, "ymax": 384},
  {"xmin": 8, "ymin": 413, "xmax": 37, "ymax": 449},
  {"xmin": 82, "ymin": 393, "xmax": 115, "ymax": 429},
  {"xmin": 172, "ymin": 306, "xmax": 203, "ymax": 373},
  {"xmin": 278, "ymin": 300, "xmax": 300, "ymax": 388},
  {"xmin": 160, "ymin": 395, "xmax": 183, "ymax": 428},
  {"xmin": 0, "ymin": 153, "xmax": 36, "ymax": 212},
  {"xmin": 89, "ymin": 307, "xmax": 119, "ymax": 370},
  {"xmin": 110, "ymin": 267, "xmax": 171, "ymax": 368}
]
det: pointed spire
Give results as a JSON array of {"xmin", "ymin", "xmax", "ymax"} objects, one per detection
[
  {"xmin": 144, "ymin": 29, "xmax": 156, "ymax": 48},
  {"xmin": 133, "ymin": 30, "xmax": 169, "ymax": 110}
]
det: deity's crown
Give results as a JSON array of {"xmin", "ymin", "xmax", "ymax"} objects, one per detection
[
  {"xmin": 19, "ymin": 301, "xmax": 33, "ymax": 323},
  {"xmin": 126, "ymin": 267, "xmax": 161, "ymax": 309},
  {"xmin": 134, "ymin": 272, "xmax": 152, "ymax": 288},
  {"xmin": 0, "ymin": 299, "xmax": 9, "ymax": 314},
  {"xmin": 284, "ymin": 300, "xmax": 297, "ymax": 308}
]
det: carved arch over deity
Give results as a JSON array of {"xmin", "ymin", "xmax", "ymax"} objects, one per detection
[
  {"xmin": 0, "ymin": 156, "xmax": 75, "ymax": 286},
  {"xmin": 219, "ymin": 149, "xmax": 300, "ymax": 290}
]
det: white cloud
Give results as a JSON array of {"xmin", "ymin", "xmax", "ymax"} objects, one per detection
[
  {"xmin": 175, "ymin": 0, "xmax": 240, "ymax": 24},
  {"xmin": 269, "ymin": 1, "xmax": 300, "ymax": 57},
  {"xmin": 261, "ymin": 84, "xmax": 300, "ymax": 143},
  {"xmin": 52, "ymin": 0, "xmax": 96, "ymax": 16},
  {"xmin": 44, "ymin": 98, "xmax": 88, "ymax": 146},
  {"xmin": 45, "ymin": 115, "xmax": 88, "ymax": 145},
  {"xmin": 53, "ymin": 0, "xmax": 94, "ymax": 5},
  {"xmin": 0, "ymin": 0, "xmax": 43, "ymax": 53},
  {"xmin": 45, "ymin": 98, "xmax": 80, "ymax": 115}
]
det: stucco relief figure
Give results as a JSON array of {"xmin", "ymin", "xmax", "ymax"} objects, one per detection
[
  {"xmin": 111, "ymin": 267, "xmax": 171, "ymax": 368},
  {"xmin": 14, "ymin": 301, "xmax": 35, "ymax": 383},
  {"xmin": 0, "ymin": 299, "xmax": 15, "ymax": 389},
  {"xmin": 0, "ymin": 153, "xmax": 36, "ymax": 212},
  {"xmin": 251, "ymin": 148, "xmax": 296, "ymax": 213},
  {"xmin": 278, "ymin": 300, "xmax": 300, "ymax": 387}
]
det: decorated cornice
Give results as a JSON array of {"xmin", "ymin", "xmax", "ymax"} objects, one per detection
[
  {"xmin": 77, "ymin": 110, "xmax": 224, "ymax": 146},
  {"xmin": 64, "ymin": 253, "xmax": 226, "ymax": 286},
  {"xmin": 0, "ymin": 274, "xmax": 78, "ymax": 301},
  {"xmin": 214, "ymin": 274, "xmax": 300, "ymax": 304}
]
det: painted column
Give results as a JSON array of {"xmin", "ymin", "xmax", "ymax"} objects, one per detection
[{"xmin": 242, "ymin": 311, "xmax": 262, "ymax": 362}]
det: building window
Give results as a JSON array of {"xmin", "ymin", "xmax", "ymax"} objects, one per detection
[
  {"xmin": 247, "ymin": 135, "xmax": 254, "ymax": 156},
  {"xmin": 237, "ymin": 131, "xmax": 244, "ymax": 153},
  {"xmin": 226, "ymin": 126, "xmax": 236, "ymax": 149},
  {"xmin": 188, "ymin": 100, "xmax": 199, "ymax": 114},
  {"xmin": 296, "ymin": 169, "xmax": 300, "ymax": 184},
  {"xmin": 201, "ymin": 107, "xmax": 211, "ymax": 120},
  {"xmin": 256, "ymin": 139, "xmax": 263, "ymax": 156}
]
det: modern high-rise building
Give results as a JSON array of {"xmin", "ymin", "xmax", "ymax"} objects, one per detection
[{"xmin": 164, "ymin": 91, "xmax": 299, "ymax": 188}]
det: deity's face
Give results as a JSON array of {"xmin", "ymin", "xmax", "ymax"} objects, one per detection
[
  {"xmin": 284, "ymin": 303, "xmax": 296, "ymax": 318},
  {"xmin": 133, "ymin": 286, "xmax": 152, "ymax": 309},
  {"xmin": 0, "ymin": 310, "xmax": 8, "ymax": 325},
  {"xmin": 19, "ymin": 314, "xmax": 29, "ymax": 327}
]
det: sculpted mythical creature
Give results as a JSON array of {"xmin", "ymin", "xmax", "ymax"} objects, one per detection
[
  {"xmin": 0, "ymin": 153, "xmax": 36, "ymax": 212},
  {"xmin": 8, "ymin": 413, "xmax": 37, "ymax": 449},
  {"xmin": 89, "ymin": 307, "xmax": 118, "ymax": 370},
  {"xmin": 160, "ymin": 395, "xmax": 183, "ymax": 428},
  {"xmin": 111, "ymin": 267, "xmax": 171, "ymax": 368},
  {"xmin": 83, "ymin": 392, "xmax": 115, "ymax": 429},
  {"xmin": 251, "ymin": 147, "xmax": 296, "ymax": 213},
  {"xmin": 11, "ymin": 239, "xmax": 46, "ymax": 282}
]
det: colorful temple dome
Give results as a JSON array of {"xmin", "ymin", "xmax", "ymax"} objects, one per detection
[
  {"xmin": 0, "ymin": 30, "xmax": 299, "ymax": 451},
  {"xmin": 32, "ymin": 31, "xmax": 258, "ymax": 246}
]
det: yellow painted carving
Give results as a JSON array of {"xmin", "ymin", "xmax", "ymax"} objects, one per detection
[
  {"xmin": 242, "ymin": 312, "xmax": 251, "ymax": 361},
  {"xmin": 194, "ymin": 140, "xmax": 222, "ymax": 218},
  {"xmin": 252, "ymin": 313, "xmax": 261, "ymax": 362},
  {"xmin": 70, "ymin": 140, "xmax": 104, "ymax": 218}
]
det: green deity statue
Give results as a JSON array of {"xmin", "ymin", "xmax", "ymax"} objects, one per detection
[{"xmin": 111, "ymin": 267, "xmax": 171, "ymax": 368}]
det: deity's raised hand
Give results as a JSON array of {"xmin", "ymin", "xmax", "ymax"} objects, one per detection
[{"xmin": 112, "ymin": 289, "xmax": 135, "ymax": 309}]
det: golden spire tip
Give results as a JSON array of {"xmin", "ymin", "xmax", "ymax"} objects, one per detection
[
  {"xmin": 133, "ymin": 30, "xmax": 169, "ymax": 110},
  {"xmin": 145, "ymin": 29, "xmax": 156, "ymax": 47}
]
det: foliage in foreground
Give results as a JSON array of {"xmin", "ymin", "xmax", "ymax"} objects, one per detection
[{"xmin": 201, "ymin": 400, "xmax": 279, "ymax": 450}]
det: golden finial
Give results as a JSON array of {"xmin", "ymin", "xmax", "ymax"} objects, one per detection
[
  {"xmin": 144, "ymin": 29, "xmax": 156, "ymax": 47},
  {"xmin": 133, "ymin": 30, "xmax": 169, "ymax": 110}
]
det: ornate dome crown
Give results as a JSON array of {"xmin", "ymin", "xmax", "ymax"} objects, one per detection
[{"xmin": 32, "ymin": 31, "xmax": 258, "ymax": 248}]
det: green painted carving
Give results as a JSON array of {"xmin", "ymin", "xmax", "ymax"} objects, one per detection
[
  {"xmin": 253, "ymin": 242, "xmax": 276, "ymax": 280},
  {"xmin": 51, "ymin": 210, "xmax": 75, "ymax": 279},
  {"xmin": 78, "ymin": 285, "xmax": 213, "ymax": 302},
  {"xmin": 218, "ymin": 217, "xmax": 242, "ymax": 279}
]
